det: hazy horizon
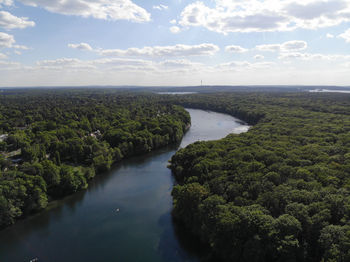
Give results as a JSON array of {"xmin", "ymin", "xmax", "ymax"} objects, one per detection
[{"xmin": 1, "ymin": 85, "xmax": 350, "ymax": 89}]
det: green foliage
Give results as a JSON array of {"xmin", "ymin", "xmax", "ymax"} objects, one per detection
[
  {"xmin": 0, "ymin": 171, "xmax": 47, "ymax": 227},
  {"xmin": 0, "ymin": 89, "xmax": 190, "ymax": 229},
  {"xmin": 169, "ymin": 92, "xmax": 350, "ymax": 262},
  {"xmin": 60, "ymin": 165, "xmax": 87, "ymax": 194},
  {"xmin": 42, "ymin": 160, "xmax": 61, "ymax": 189}
]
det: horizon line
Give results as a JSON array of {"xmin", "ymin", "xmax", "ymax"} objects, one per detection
[{"xmin": 1, "ymin": 85, "xmax": 350, "ymax": 89}]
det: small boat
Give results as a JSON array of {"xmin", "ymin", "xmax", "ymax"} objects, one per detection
[{"xmin": 30, "ymin": 258, "xmax": 39, "ymax": 262}]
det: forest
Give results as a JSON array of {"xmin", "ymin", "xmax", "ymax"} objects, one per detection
[
  {"xmin": 2, "ymin": 88, "xmax": 350, "ymax": 262},
  {"xmin": 0, "ymin": 89, "xmax": 190, "ymax": 229},
  {"xmin": 168, "ymin": 92, "xmax": 350, "ymax": 262}
]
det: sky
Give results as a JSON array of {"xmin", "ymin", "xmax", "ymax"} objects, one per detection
[{"xmin": 0, "ymin": 0, "xmax": 350, "ymax": 87}]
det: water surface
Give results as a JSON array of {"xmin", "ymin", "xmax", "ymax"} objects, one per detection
[
  {"xmin": 156, "ymin": 92, "xmax": 198, "ymax": 95},
  {"xmin": 0, "ymin": 109, "xmax": 249, "ymax": 262},
  {"xmin": 309, "ymin": 89, "xmax": 350, "ymax": 93}
]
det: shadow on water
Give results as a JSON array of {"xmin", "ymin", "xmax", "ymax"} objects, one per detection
[
  {"xmin": 157, "ymin": 209, "xmax": 223, "ymax": 262},
  {"xmin": 2, "ymin": 145, "xmax": 177, "ymax": 242},
  {"xmin": 157, "ymin": 211, "xmax": 202, "ymax": 262},
  {"xmin": 1, "ymin": 189, "xmax": 86, "ymax": 246}
]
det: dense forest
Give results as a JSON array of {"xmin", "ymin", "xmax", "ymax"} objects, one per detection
[
  {"xmin": 0, "ymin": 89, "xmax": 190, "ymax": 229},
  {"xmin": 2, "ymin": 88, "xmax": 350, "ymax": 261},
  {"xmin": 168, "ymin": 92, "xmax": 350, "ymax": 262}
]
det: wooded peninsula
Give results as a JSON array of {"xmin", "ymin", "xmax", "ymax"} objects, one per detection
[{"xmin": 169, "ymin": 91, "xmax": 350, "ymax": 262}]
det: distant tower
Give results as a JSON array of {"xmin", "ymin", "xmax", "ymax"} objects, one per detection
[{"xmin": 201, "ymin": 80, "xmax": 203, "ymax": 86}]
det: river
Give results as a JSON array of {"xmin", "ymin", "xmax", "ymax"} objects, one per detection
[{"xmin": 0, "ymin": 109, "xmax": 249, "ymax": 262}]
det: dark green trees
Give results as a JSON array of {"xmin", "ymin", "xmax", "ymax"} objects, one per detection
[
  {"xmin": 169, "ymin": 92, "xmax": 350, "ymax": 262},
  {"xmin": 0, "ymin": 89, "xmax": 190, "ymax": 229}
]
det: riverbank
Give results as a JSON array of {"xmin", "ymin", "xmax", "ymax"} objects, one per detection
[{"xmin": 0, "ymin": 109, "xmax": 249, "ymax": 262}]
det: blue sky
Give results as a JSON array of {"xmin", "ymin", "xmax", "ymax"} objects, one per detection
[{"xmin": 0, "ymin": 0, "xmax": 350, "ymax": 87}]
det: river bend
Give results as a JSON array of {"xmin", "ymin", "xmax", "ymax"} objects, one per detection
[{"xmin": 0, "ymin": 109, "xmax": 249, "ymax": 262}]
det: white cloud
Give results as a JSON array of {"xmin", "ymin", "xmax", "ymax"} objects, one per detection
[
  {"xmin": 37, "ymin": 58, "xmax": 83, "ymax": 67},
  {"xmin": 217, "ymin": 61, "xmax": 251, "ymax": 70},
  {"xmin": 99, "ymin": 43, "xmax": 220, "ymax": 57},
  {"xmin": 68, "ymin": 43, "xmax": 93, "ymax": 51},
  {"xmin": 0, "ymin": 52, "xmax": 7, "ymax": 59},
  {"xmin": 0, "ymin": 32, "xmax": 14, "ymax": 48},
  {"xmin": 326, "ymin": 33, "xmax": 334, "ymax": 38},
  {"xmin": 256, "ymin": 40, "xmax": 307, "ymax": 52},
  {"xmin": 0, "ymin": 32, "xmax": 29, "ymax": 50},
  {"xmin": 33, "ymin": 57, "xmax": 210, "ymax": 74},
  {"xmin": 255, "ymin": 44, "xmax": 281, "ymax": 52},
  {"xmin": 282, "ymin": 40, "xmax": 308, "ymax": 51},
  {"xmin": 225, "ymin": 45, "xmax": 248, "ymax": 53},
  {"xmin": 285, "ymin": 1, "xmax": 348, "ymax": 20},
  {"xmin": 176, "ymin": 0, "xmax": 350, "ymax": 34},
  {"xmin": 17, "ymin": 0, "xmax": 151, "ymax": 22},
  {"xmin": 217, "ymin": 60, "xmax": 275, "ymax": 71},
  {"xmin": 338, "ymin": 28, "xmax": 350, "ymax": 43},
  {"xmin": 153, "ymin": 4, "xmax": 168, "ymax": 11},
  {"xmin": 160, "ymin": 59, "xmax": 193, "ymax": 68},
  {"xmin": 254, "ymin": 55, "xmax": 264, "ymax": 60},
  {"xmin": 0, "ymin": 0, "xmax": 13, "ymax": 6},
  {"xmin": 37, "ymin": 58, "xmax": 97, "ymax": 70},
  {"xmin": 0, "ymin": 11, "xmax": 35, "ymax": 30},
  {"xmin": 278, "ymin": 52, "xmax": 309, "ymax": 60},
  {"xmin": 278, "ymin": 52, "xmax": 350, "ymax": 60},
  {"xmin": 170, "ymin": 26, "xmax": 180, "ymax": 34},
  {"xmin": 93, "ymin": 57, "xmax": 153, "ymax": 68},
  {"xmin": 32, "ymin": 57, "xmax": 276, "ymax": 75},
  {"xmin": 66, "ymin": 42, "xmax": 220, "ymax": 57},
  {"xmin": 252, "ymin": 62, "xmax": 276, "ymax": 69},
  {"xmin": 159, "ymin": 59, "xmax": 206, "ymax": 72},
  {"xmin": 2, "ymin": 54, "xmax": 350, "ymax": 86},
  {"xmin": 0, "ymin": 60, "xmax": 21, "ymax": 70},
  {"xmin": 170, "ymin": 19, "xmax": 177, "ymax": 24},
  {"xmin": 13, "ymin": 44, "xmax": 29, "ymax": 50}
]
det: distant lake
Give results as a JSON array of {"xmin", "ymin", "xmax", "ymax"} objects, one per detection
[
  {"xmin": 156, "ymin": 92, "xmax": 198, "ymax": 95},
  {"xmin": 0, "ymin": 109, "xmax": 249, "ymax": 262},
  {"xmin": 309, "ymin": 89, "xmax": 350, "ymax": 94}
]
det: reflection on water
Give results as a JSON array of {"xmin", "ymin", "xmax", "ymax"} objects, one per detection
[
  {"xmin": 309, "ymin": 89, "xmax": 350, "ymax": 94},
  {"xmin": 156, "ymin": 92, "xmax": 198, "ymax": 95},
  {"xmin": 0, "ymin": 109, "xmax": 249, "ymax": 262}
]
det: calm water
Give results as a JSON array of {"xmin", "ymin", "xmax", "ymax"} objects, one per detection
[
  {"xmin": 309, "ymin": 89, "xmax": 350, "ymax": 94},
  {"xmin": 156, "ymin": 92, "xmax": 198, "ymax": 95},
  {"xmin": 0, "ymin": 109, "xmax": 249, "ymax": 262}
]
